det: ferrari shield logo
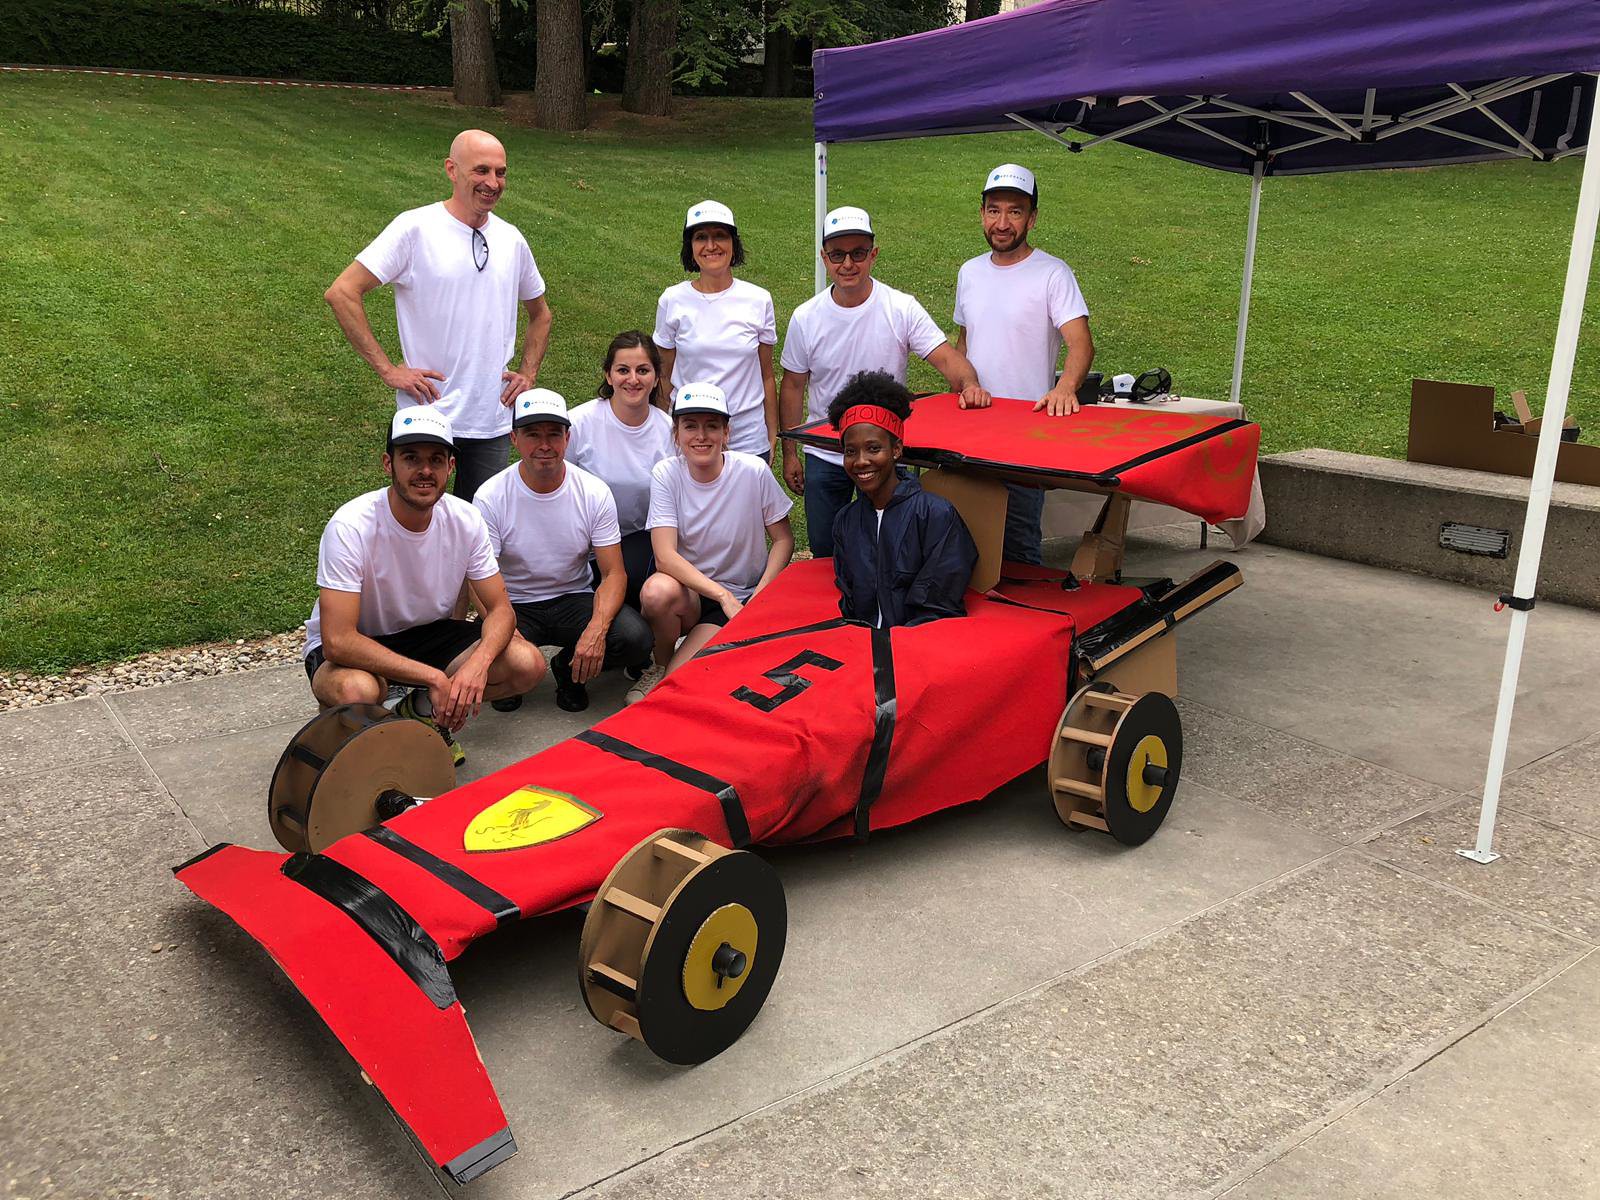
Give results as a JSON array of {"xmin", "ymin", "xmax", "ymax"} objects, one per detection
[{"xmin": 464, "ymin": 786, "xmax": 600, "ymax": 852}]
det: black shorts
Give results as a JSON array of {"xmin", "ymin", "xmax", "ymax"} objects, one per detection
[
  {"xmin": 304, "ymin": 618, "xmax": 483, "ymax": 683},
  {"xmin": 697, "ymin": 595, "xmax": 732, "ymax": 629}
]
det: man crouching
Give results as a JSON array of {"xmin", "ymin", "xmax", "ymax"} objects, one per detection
[{"xmin": 302, "ymin": 408, "xmax": 545, "ymax": 764}]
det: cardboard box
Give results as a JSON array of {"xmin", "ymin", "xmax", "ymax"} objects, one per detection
[{"xmin": 1406, "ymin": 379, "xmax": 1600, "ymax": 487}]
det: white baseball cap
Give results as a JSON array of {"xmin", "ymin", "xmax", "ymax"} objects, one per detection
[
  {"xmin": 822, "ymin": 205, "xmax": 873, "ymax": 241},
  {"xmin": 512, "ymin": 387, "xmax": 572, "ymax": 429},
  {"xmin": 982, "ymin": 163, "xmax": 1038, "ymax": 200},
  {"xmin": 672, "ymin": 381, "xmax": 730, "ymax": 418},
  {"xmin": 389, "ymin": 406, "xmax": 454, "ymax": 449},
  {"xmin": 684, "ymin": 200, "xmax": 737, "ymax": 231}
]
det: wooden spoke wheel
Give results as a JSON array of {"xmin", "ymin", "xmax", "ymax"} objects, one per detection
[
  {"xmin": 1048, "ymin": 685, "xmax": 1183, "ymax": 846},
  {"xmin": 578, "ymin": 829, "xmax": 786, "ymax": 1066},
  {"xmin": 267, "ymin": 704, "xmax": 456, "ymax": 854}
]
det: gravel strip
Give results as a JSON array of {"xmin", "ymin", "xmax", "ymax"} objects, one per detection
[{"xmin": 0, "ymin": 631, "xmax": 304, "ymax": 712}]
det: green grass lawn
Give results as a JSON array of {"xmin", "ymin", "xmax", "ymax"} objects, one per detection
[{"xmin": 4, "ymin": 73, "xmax": 1598, "ymax": 671}]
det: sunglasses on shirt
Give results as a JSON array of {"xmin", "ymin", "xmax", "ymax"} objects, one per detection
[{"xmin": 472, "ymin": 226, "xmax": 489, "ymax": 272}]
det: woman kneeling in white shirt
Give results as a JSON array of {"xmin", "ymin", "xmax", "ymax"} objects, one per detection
[
  {"xmin": 630, "ymin": 382, "xmax": 794, "ymax": 704},
  {"xmin": 566, "ymin": 331, "xmax": 675, "ymax": 610}
]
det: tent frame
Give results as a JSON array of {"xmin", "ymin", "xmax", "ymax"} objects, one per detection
[{"xmin": 810, "ymin": 71, "xmax": 1598, "ymax": 862}]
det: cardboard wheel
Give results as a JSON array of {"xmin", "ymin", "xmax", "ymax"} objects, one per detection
[
  {"xmin": 267, "ymin": 704, "xmax": 456, "ymax": 853},
  {"xmin": 578, "ymin": 830, "xmax": 786, "ymax": 1065},
  {"xmin": 1048, "ymin": 685, "xmax": 1183, "ymax": 846}
]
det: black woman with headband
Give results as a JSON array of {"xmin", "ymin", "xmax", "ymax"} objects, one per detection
[{"xmin": 827, "ymin": 372, "xmax": 978, "ymax": 628}]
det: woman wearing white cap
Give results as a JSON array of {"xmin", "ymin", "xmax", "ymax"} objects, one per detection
[
  {"xmin": 630, "ymin": 382, "xmax": 794, "ymax": 704},
  {"xmin": 652, "ymin": 201, "xmax": 780, "ymax": 461}
]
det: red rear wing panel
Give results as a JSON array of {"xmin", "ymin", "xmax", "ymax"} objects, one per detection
[{"xmin": 786, "ymin": 393, "xmax": 1260, "ymax": 525}]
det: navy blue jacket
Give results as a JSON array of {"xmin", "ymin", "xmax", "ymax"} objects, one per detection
[{"xmin": 831, "ymin": 476, "xmax": 979, "ymax": 628}]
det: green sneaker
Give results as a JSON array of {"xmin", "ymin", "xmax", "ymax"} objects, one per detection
[{"xmin": 395, "ymin": 690, "xmax": 466, "ymax": 768}]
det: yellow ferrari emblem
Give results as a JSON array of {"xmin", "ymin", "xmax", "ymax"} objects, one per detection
[{"xmin": 464, "ymin": 786, "xmax": 600, "ymax": 852}]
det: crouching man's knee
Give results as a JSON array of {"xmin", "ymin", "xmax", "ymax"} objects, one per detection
[{"xmin": 499, "ymin": 636, "xmax": 547, "ymax": 693}]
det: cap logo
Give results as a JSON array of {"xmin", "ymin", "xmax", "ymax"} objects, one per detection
[{"xmin": 403, "ymin": 417, "xmax": 413, "ymax": 425}]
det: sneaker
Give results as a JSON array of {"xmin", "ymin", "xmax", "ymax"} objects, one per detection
[
  {"xmin": 551, "ymin": 651, "xmax": 589, "ymax": 713},
  {"xmin": 382, "ymin": 682, "xmax": 409, "ymax": 711},
  {"xmin": 624, "ymin": 662, "xmax": 647, "ymax": 683},
  {"xmin": 625, "ymin": 664, "xmax": 667, "ymax": 706},
  {"xmin": 395, "ymin": 689, "xmax": 466, "ymax": 768},
  {"xmin": 490, "ymin": 695, "xmax": 523, "ymax": 713}
]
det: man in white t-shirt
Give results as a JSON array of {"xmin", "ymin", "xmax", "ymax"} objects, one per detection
[
  {"xmin": 324, "ymin": 129, "xmax": 554, "ymax": 501},
  {"xmin": 779, "ymin": 205, "xmax": 990, "ymax": 557},
  {"xmin": 303, "ymin": 408, "xmax": 544, "ymax": 765},
  {"xmin": 473, "ymin": 389, "xmax": 652, "ymax": 713},
  {"xmin": 953, "ymin": 163, "xmax": 1095, "ymax": 564}
]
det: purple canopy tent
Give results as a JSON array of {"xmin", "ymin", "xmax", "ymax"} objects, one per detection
[{"xmin": 810, "ymin": 0, "xmax": 1600, "ymax": 863}]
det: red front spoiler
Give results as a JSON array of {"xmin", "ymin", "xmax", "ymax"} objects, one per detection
[{"xmin": 174, "ymin": 843, "xmax": 515, "ymax": 1182}]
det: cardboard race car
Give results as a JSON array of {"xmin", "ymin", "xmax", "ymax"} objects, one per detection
[{"xmin": 175, "ymin": 393, "xmax": 1259, "ymax": 1184}]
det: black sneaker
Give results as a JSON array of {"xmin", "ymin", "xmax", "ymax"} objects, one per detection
[
  {"xmin": 491, "ymin": 695, "xmax": 523, "ymax": 713},
  {"xmin": 551, "ymin": 651, "xmax": 589, "ymax": 713}
]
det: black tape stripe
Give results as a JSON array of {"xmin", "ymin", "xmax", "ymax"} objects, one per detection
[
  {"xmin": 695, "ymin": 617, "xmax": 854, "ymax": 658},
  {"xmin": 855, "ymin": 626, "xmax": 898, "ymax": 840},
  {"xmin": 281, "ymin": 853, "xmax": 456, "ymax": 1009},
  {"xmin": 1100, "ymin": 418, "xmax": 1251, "ymax": 476},
  {"xmin": 172, "ymin": 841, "xmax": 233, "ymax": 875},
  {"xmin": 361, "ymin": 827, "xmax": 520, "ymax": 928},
  {"xmin": 575, "ymin": 729, "xmax": 751, "ymax": 848},
  {"xmin": 985, "ymin": 593, "xmax": 1077, "ymax": 617}
]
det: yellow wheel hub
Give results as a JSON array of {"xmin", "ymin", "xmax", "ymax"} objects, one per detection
[
  {"xmin": 1125, "ymin": 735, "xmax": 1169, "ymax": 814},
  {"xmin": 682, "ymin": 903, "xmax": 758, "ymax": 1012}
]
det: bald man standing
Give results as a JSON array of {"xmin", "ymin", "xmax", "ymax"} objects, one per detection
[{"xmin": 326, "ymin": 129, "xmax": 554, "ymax": 500}]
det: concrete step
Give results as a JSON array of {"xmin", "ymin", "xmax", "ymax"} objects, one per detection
[{"xmin": 1258, "ymin": 449, "xmax": 1600, "ymax": 610}]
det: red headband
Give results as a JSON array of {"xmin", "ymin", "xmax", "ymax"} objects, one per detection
[{"xmin": 838, "ymin": 404, "xmax": 905, "ymax": 441}]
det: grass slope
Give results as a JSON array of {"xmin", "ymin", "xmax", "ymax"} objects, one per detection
[{"xmin": 3, "ymin": 74, "xmax": 1597, "ymax": 670}]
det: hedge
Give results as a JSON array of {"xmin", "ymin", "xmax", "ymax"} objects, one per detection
[{"xmin": 2, "ymin": 0, "xmax": 458, "ymax": 86}]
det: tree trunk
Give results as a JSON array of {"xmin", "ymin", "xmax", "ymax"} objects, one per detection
[
  {"xmin": 966, "ymin": 0, "xmax": 1002, "ymax": 19},
  {"xmin": 535, "ymin": 0, "xmax": 587, "ymax": 130},
  {"xmin": 622, "ymin": 0, "xmax": 677, "ymax": 116},
  {"xmin": 451, "ymin": 0, "xmax": 502, "ymax": 108},
  {"xmin": 761, "ymin": 23, "xmax": 793, "ymax": 97}
]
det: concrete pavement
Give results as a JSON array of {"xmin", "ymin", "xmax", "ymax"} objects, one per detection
[{"xmin": 2, "ymin": 535, "xmax": 1596, "ymax": 1199}]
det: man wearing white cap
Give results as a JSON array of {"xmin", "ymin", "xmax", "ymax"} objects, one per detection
[
  {"xmin": 953, "ymin": 162, "xmax": 1095, "ymax": 564},
  {"xmin": 302, "ymin": 408, "xmax": 544, "ymax": 765},
  {"xmin": 324, "ymin": 128, "xmax": 554, "ymax": 502},
  {"xmin": 780, "ymin": 205, "xmax": 990, "ymax": 557},
  {"xmin": 472, "ymin": 389, "xmax": 653, "ymax": 713},
  {"xmin": 653, "ymin": 201, "xmax": 779, "ymax": 459}
]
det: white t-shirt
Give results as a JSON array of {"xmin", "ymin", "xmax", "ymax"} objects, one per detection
[
  {"xmin": 304, "ymin": 489, "xmax": 499, "ymax": 655},
  {"xmin": 653, "ymin": 279, "xmax": 777, "ymax": 456},
  {"xmin": 781, "ymin": 280, "xmax": 947, "ymax": 466},
  {"xmin": 646, "ymin": 452, "xmax": 792, "ymax": 600},
  {"xmin": 566, "ymin": 398, "xmax": 675, "ymax": 535},
  {"xmin": 952, "ymin": 248, "xmax": 1089, "ymax": 403},
  {"xmin": 472, "ymin": 462, "xmax": 621, "ymax": 604},
  {"xmin": 358, "ymin": 202, "xmax": 547, "ymax": 439}
]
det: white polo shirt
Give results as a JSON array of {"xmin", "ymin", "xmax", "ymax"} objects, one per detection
[
  {"xmin": 781, "ymin": 280, "xmax": 947, "ymax": 467},
  {"xmin": 358, "ymin": 202, "xmax": 546, "ymax": 439},
  {"xmin": 953, "ymin": 247, "xmax": 1088, "ymax": 403},
  {"xmin": 566, "ymin": 398, "xmax": 675, "ymax": 536},
  {"xmin": 646, "ymin": 452, "xmax": 792, "ymax": 600},
  {"xmin": 303, "ymin": 489, "xmax": 498, "ymax": 656},
  {"xmin": 472, "ymin": 462, "xmax": 621, "ymax": 604}
]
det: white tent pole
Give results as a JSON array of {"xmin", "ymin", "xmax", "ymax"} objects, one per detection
[
  {"xmin": 814, "ymin": 141, "xmax": 829, "ymax": 294},
  {"xmin": 1459, "ymin": 82, "xmax": 1600, "ymax": 865},
  {"xmin": 1230, "ymin": 159, "xmax": 1265, "ymax": 405}
]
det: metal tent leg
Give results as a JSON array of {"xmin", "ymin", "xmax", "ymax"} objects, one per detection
[
  {"xmin": 1230, "ymin": 160, "xmax": 1265, "ymax": 406},
  {"xmin": 1459, "ymin": 83, "xmax": 1600, "ymax": 865},
  {"xmin": 814, "ymin": 141, "xmax": 828, "ymax": 295}
]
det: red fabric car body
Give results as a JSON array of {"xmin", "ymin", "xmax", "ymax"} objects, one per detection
[{"xmin": 175, "ymin": 396, "xmax": 1259, "ymax": 1182}]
